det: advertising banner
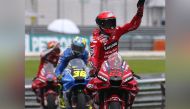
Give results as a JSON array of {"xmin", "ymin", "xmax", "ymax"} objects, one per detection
[{"xmin": 25, "ymin": 34, "xmax": 91, "ymax": 54}]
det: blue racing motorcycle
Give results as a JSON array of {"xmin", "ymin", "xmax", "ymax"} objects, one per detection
[{"xmin": 60, "ymin": 58, "xmax": 90, "ymax": 109}]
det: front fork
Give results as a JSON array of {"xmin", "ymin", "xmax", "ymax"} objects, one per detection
[{"xmin": 105, "ymin": 97, "xmax": 125, "ymax": 109}]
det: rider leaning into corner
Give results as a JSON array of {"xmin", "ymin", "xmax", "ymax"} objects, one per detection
[
  {"xmin": 86, "ymin": 0, "xmax": 145, "ymax": 107},
  {"xmin": 32, "ymin": 41, "xmax": 61, "ymax": 102}
]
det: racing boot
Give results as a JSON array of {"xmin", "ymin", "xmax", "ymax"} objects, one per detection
[
  {"xmin": 58, "ymin": 84, "xmax": 66, "ymax": 109},
  {"xmin": 59, "ymin": 95, "xmax": 66, "ymax": 109}
]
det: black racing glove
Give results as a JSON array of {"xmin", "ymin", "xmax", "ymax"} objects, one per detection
[{"xmin": 137, "ymin": 0, "xmax": 145, "ymax": 8}]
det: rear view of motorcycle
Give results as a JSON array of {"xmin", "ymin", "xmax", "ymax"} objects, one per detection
[
  {"xmin": 86, "ymin": 53, "xmax": 140, "ymax": 109},
  {"xmin": 41, "ymin": 73, "xmax": 59, "ymax": 109},
  {"xmin": 60, "ymin": 58, "xmax": 90, "ymax": 109}
]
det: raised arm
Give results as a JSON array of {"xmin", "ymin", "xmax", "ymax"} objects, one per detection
[{"xmin": 118, "ymin": 0, "xmax": 145, "ymax": 36}]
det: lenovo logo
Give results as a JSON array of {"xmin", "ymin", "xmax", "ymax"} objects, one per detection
[{"xmin": 104, "ymin": 42, "xmax": 118, "ymax": 50}]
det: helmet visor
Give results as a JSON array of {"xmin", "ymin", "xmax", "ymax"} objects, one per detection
[
  {"xmin": 97, "ymin": 18, "xmax": 116, "ymax": 29},
  {"xmin": 72, "ymin": 44, "xmax": 84, "ymax": 54}
]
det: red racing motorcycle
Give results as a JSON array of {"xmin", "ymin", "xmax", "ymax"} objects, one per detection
[
  {"xmin": 86, "ymin": 53, "xmax": 139, "ymax": 109},
  {"xmin": 38, "ymin": 72, "xmax": 59, "ymax": 109}
]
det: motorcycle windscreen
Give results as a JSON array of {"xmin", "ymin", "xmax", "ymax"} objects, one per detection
[
  {"xmin": 106, "ymin": 53, "xmax": 125, "ymax": 69},
  {"xmin": 41, "ymin": 63, "xmax": 55, "ymax": 76},
  {"xmin": 67, "ymin": 58, "xmax": 88, "ymax": 79},
  {"xmin": 67, "ymin": 58, "xmax": 86, "ymax": 69},
  {"xmin": 101, "ymin": 53, "xmax": 130, "ymax": 75}
]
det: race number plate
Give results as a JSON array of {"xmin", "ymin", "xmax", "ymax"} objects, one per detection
[{"xmin": 72, "ymin": 70, "xmax": 87, "ymax": 78}]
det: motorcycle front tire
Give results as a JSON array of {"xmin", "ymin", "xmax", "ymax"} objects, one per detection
[
  {"xmin": 76, "ymin": 92, "xmax": 86, "ymax": 109},
  {"xmin": 43, "ymin": 93, "xmax": 58, "ymax": 109},
  {"xmin": 108, "ymin": 102, "xmax": 121, "ymax": 109}
]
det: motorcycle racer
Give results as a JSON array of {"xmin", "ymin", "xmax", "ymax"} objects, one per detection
[
  {"xmin": 55, "ymin": 36, "xmax": 89, "ymax": 78},
  {"xmin": 55, "ymin": 36, "xmax": 89, "ymax": 108},
  {"xmin": 31, "ymin": 41, "xmax": 61, "ymax": 102},
  {"xmin": 86, "ymin": 0, "xmax": 145, "ymax": 108},
  {"xmin": 89, "ymin": 0, "xmax": 145, "ymax": 76}
]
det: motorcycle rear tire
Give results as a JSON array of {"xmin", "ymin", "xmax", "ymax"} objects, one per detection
[
  {"xmin": 108, "ymin": 102, "xmax": 121, "ymax": 109},
  {"xmin": 44, "ymin": 93, "xmax": 58, "ymax": 109},
  {"xmin": 76, "ymin": 93, "xmax": 86, "ymax": 109}
]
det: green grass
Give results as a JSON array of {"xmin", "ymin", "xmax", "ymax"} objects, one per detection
[
  {"xmin": 25, "ymin": 59, "xmax": 165, "ymax": 78},
  {"xmin": 25, "ymin": 60, "xmax": 40, "ymax": 78},
  {"xmin": 127, "ymin": 60, "xmax": 165, "ymax": 73}
]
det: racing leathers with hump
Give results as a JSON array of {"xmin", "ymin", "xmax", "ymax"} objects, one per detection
[
  {"xmin": 32, "ymin": 41, "xmax": 61, "ymax": 102},
  {"xmin": 55, "ymin": 36, "xmax": 89, "ymax": 108},
  {"xmin": 87, "ymin": 0, "xmax": 145, "ymax": 107}
]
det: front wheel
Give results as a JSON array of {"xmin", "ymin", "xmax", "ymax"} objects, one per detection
[
  {"xmin": 108, "ymin": 102, "xmax": 121, "ymax": 109},
  {"xmin": 76, "ymin": 93, "xmax": 86, "ymax": 109},
  {"xmin": 43, "ymin": 93, "xmax": 58, "ymax": 109}
]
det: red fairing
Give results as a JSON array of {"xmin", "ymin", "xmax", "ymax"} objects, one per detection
[
  {"xmin": 36, "ymin": 59, "xmax": 45, "ymax": 77},
  {"xmin": 86, "ymin": 53, "xmax": 139, "ymax": 108},
  {"xmin": 88, "ymin": 55, "xmax": 138, "ymax": 92},
  {"xmin": 32, "ymin": 51, "xmax": 59, "ymax": 91},
  {"xmin": 89, "ymin": 6, "xmax": 144, "ymax": 71},
  {"xmin": 32, "ymin": 71, "xmax": 58, "ymax": 90},
  {"xmin": 32, "ymin": 72, "xmax": 59, "ymax": 107}
]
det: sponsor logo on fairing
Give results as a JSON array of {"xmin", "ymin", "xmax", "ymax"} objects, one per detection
[
  {"xmin": 124, "ymin": 75, "xmax": 133, "ymax": 83},
  {"xmin": 97, "ymin": 75, "xmax": 108, "ymax": 82}
]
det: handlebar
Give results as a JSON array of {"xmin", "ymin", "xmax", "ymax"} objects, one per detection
[
  {"xmin": 133, "ymin": 74, "xmax": 141, "ymax": 79},
  {"xmin": 131, "ymin": 70, "xmax": 141, "ymax": 79}
]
